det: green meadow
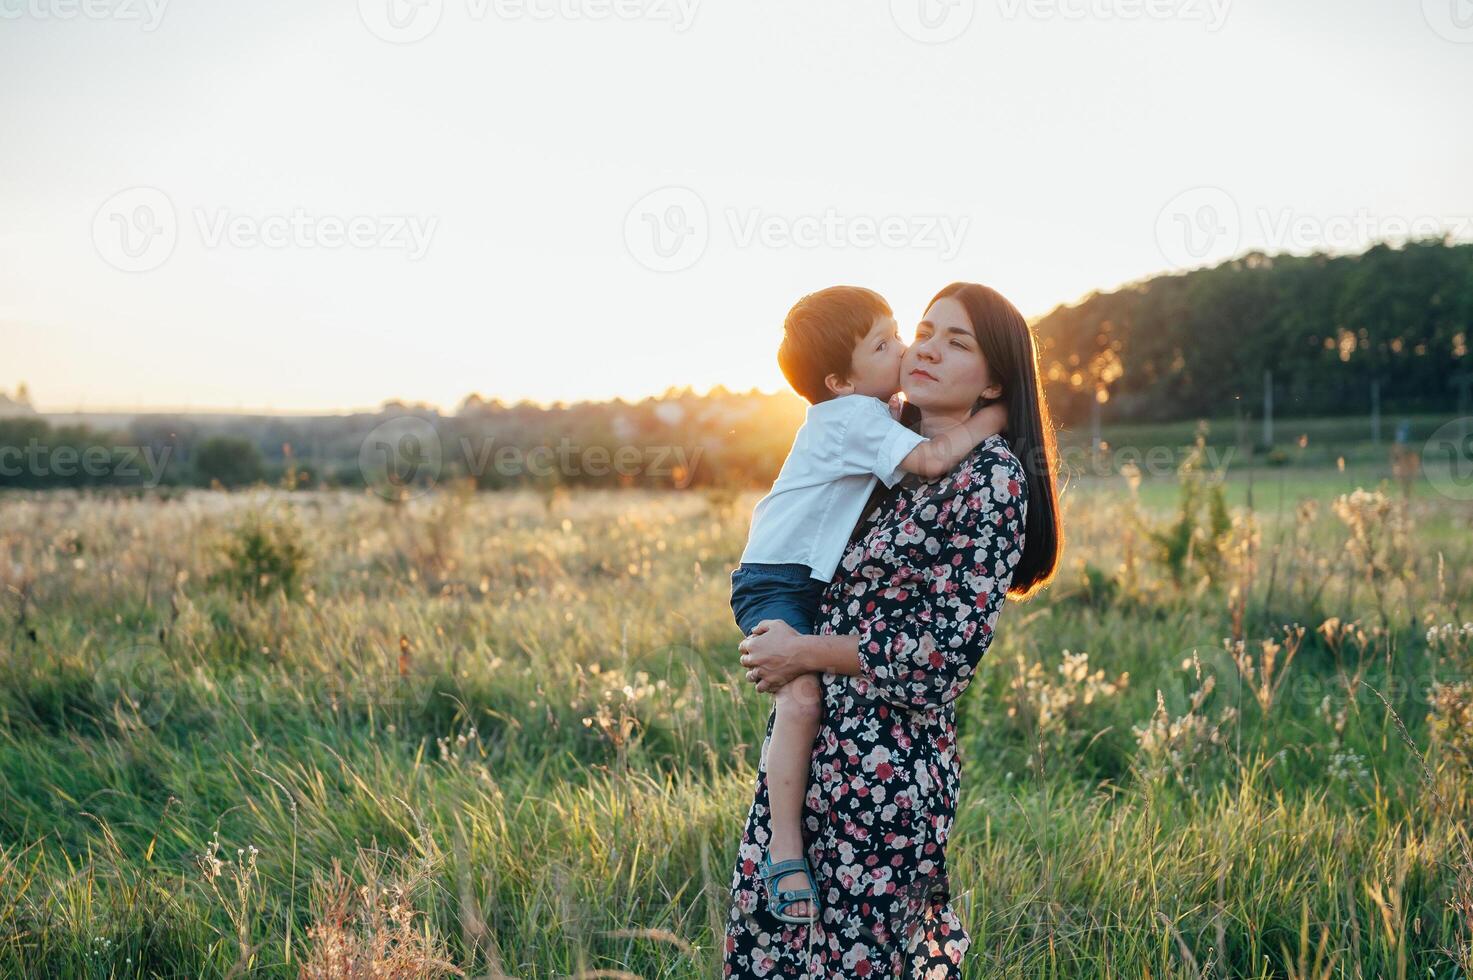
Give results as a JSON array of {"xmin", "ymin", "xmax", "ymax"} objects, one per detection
[{"xmin": 1, "ymin": 438, "xmax": 1471, "ymax": 977}]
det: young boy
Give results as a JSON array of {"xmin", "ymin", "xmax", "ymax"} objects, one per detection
[{"xmin": 730, "ymin": 285, "xmax": 1007, "ymax": 924}]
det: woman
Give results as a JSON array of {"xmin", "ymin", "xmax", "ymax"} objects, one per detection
[{"xmin": 723, "ymin": 282, "xmax": 1063, "ymax": 978}]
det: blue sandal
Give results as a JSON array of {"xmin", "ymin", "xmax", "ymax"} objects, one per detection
[{"xmin": 758, "ymin": 851, "xmax": 820, "ymax": 925}]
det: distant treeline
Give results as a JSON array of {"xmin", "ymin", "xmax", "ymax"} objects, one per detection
[
  {"xmin": 3, "ymin": 239, "xmax": 1469, "ymax": 492},
  {"xmin": 1033, "ymin": 238, "xmax": 1473, "ymax": 423},
  {"xmin": 0, "ymin": 391, "xmax": 807, "ymax": 492}
]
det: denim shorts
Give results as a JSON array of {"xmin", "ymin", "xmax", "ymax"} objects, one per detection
[{"xmin": 730, "ymin": 561, "xmax": 829, "ymax": 637}]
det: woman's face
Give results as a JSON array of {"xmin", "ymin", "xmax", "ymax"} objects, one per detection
[{"xmin": 901, "ymin": 296, "xmax": 1001, "ymax": 413}]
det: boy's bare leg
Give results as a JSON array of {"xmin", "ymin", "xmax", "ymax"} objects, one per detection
[{"xmin": 764, "ymin": 671, "xmax": 822, "ymax": 918}]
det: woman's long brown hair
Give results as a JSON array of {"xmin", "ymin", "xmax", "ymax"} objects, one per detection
[{"xmin": 926, "ymin": 282, "xmax": 1063, "ymax": 599}]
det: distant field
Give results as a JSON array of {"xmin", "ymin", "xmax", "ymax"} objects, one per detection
[
  {"xmin": 0, "ymin": 467, "xmax": 1471, "ymax": 977},
  {"xmin": 1055, "ymin": 412, "xmax": 1468, "ymax": 511},
  {"xmin": 1057, "ymin": 412, "xmax": 1460, "ymax": 454},
  {"xmin": 1079, "ymin": 462, "xmax": 1421, "ymax": 512}
]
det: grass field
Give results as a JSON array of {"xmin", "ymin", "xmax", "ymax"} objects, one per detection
[{"xmin": 1, "ymin": 456, "xmax": 1471, "ymax": 977}]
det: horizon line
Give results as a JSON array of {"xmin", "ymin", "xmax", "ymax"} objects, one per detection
[{"xmin": 24, "ymin": 383, "xmax": 801, "ymax": 418}]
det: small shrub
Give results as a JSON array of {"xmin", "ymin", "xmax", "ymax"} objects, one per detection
[
  {"xmin": 1331, "ymin": 487, "xmax": 1412, "ymax": 581},
  {"xmin": 213, "ymin": 510, "xmax": 310, "ymax": 600},
  {"xmin": 195, "ymin": 436, "xmax": 265, "ymax": 488},
  {"xmin": 1428, "ymin": 680, "xmax": 1473, "ymax": 768},
  {"xmin": 1004, "ymin": 650, "xmax": 1129, "ymax": 772},
  {"xmin": 1132, "ymin": 655, "xmax": 1238, "ymax": 789},
  {"xmin": 1147, "ymin": 422, "xmax": 1233, "ymax": 586},
  {"xmin": 300, "ymin": 852, "xmax": 462, "ymax": 980},
  {"xmin": 1057, "ymin": 559, "xmax": 1123, "ymax": 611}
]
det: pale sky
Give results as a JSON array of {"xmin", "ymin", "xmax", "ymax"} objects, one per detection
[{"xmin": 2, "ymin": 0, "xmax": 1470, "ymax": 413}]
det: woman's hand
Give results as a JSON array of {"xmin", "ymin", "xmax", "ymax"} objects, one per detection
[{"xmin": 738, "ymin": 619, "xmax": 806, "ymax": 694}]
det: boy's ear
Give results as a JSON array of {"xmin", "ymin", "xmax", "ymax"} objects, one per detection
[{"xmin": 823, "ymin": 372, "xmax": 854, "ymax": 397}]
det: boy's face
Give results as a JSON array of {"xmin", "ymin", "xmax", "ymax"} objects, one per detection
[{"xmin": 824, "ymin": 313, "xmax": 906, "ymax": 400}]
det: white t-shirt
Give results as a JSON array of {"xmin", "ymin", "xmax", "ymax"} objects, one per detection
[{"xmin": 739, "ymin": 394, "xmax": 928, "ymax": 582}]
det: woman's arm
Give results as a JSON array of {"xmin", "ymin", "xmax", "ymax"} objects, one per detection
[
  {"xmin": 740, "ymin": 449, "xmax": 1026, "ymax": 698},
  {"xmin": 796, "ymin": 631, "xmax": 864, "ymax": 677},
  {"xmin": 850, "ymin": 449, "xmax": 1027, "ymax": 711},
  {"xmin": 738, "ymin": 623, "xmax": 862, "ymax": 694},
  {"xmin": 896, "ymin": 401, "xmax": 1007, "ymax": 480}
]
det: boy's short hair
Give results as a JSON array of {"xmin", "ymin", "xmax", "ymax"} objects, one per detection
[{"xmin": 777, "ymin": 286, "xmax": 891, "ymax": 404}]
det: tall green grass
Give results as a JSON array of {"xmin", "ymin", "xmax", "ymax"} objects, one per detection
[{"xmin": 0, "ymin": 470, "xmax": 1469, "ymax": 977}]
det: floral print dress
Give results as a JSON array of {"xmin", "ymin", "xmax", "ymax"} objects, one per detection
[{"xmin": 723, "ymin": 434, "xmax": 1028, "ymax": 979}]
